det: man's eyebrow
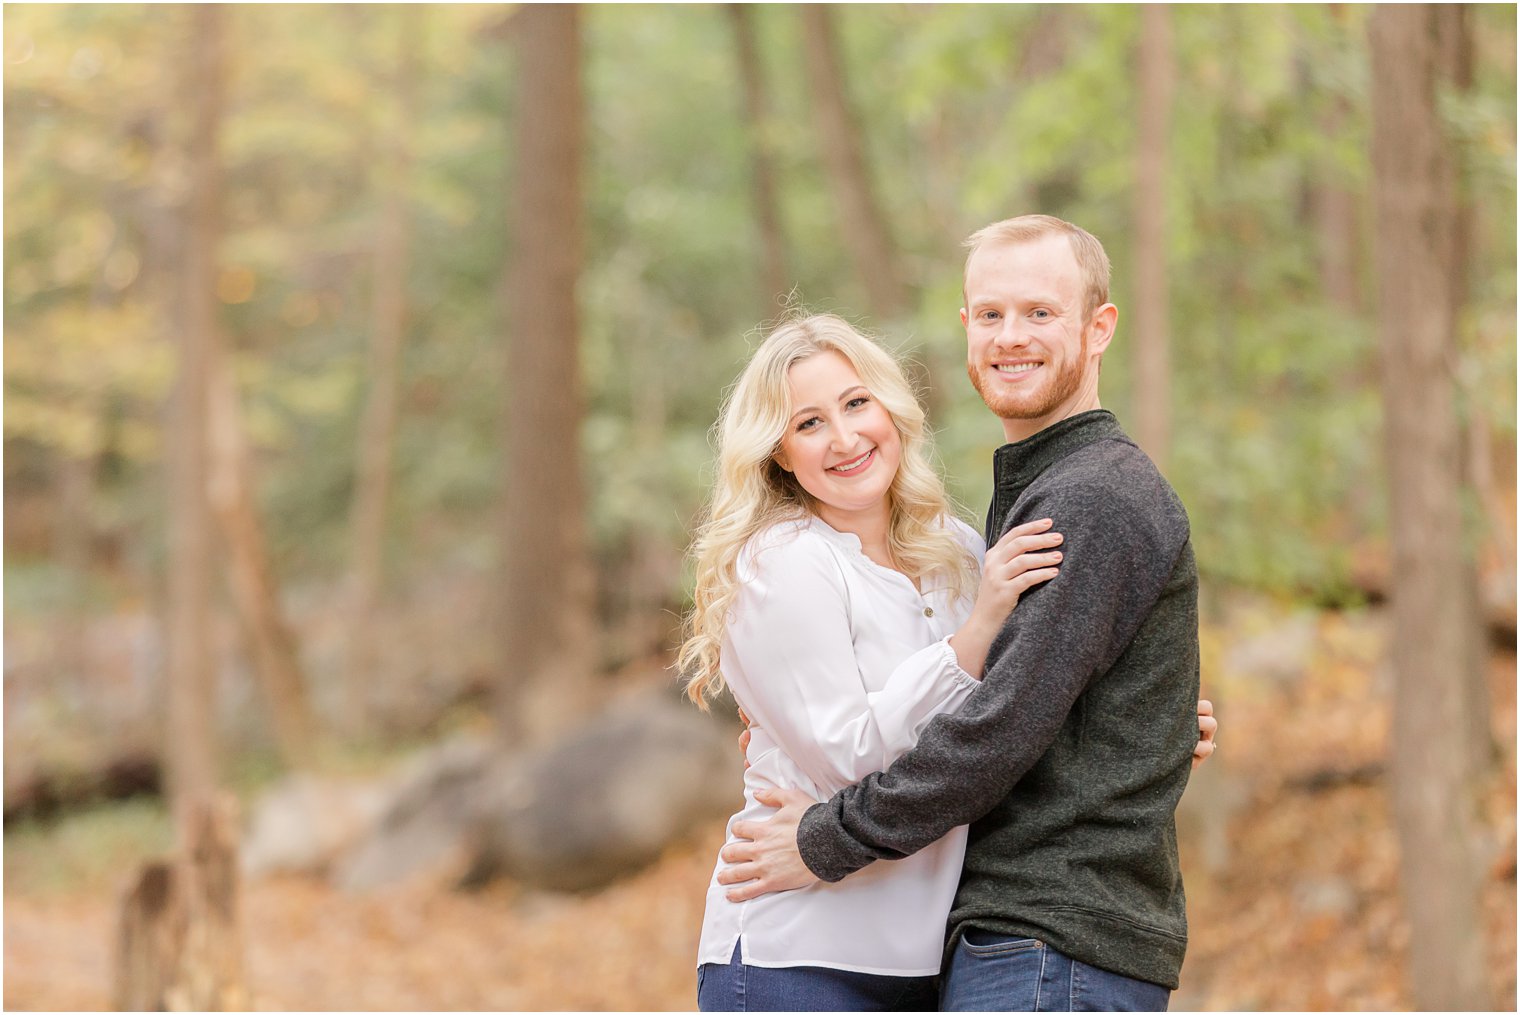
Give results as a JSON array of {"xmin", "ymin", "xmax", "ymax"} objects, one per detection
[{"xmin": 969, "ymin": 293, "xmax": 1064, "ymax": 308}]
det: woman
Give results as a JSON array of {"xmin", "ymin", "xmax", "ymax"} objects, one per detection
[{"xmin": 679, "ymin": 315, "xmax": 1210, "ymax": 1011}]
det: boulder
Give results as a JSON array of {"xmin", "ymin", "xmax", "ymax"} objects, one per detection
[
  {"xmin": 241, "ymin": 772, "xmax": 391, "ymax": 878},
  {"xmin": 319, "ymin": 689, "xmax": 742, "ymax": 894},
  {"xmin": 332, "ymin": 734, "xmax": 496, "ymax": 891},
  {"xmin": 466, "ymin": 689, "xmax": 740, "ymax": 891}
]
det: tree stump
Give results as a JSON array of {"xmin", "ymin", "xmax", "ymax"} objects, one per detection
[
  {"xmin": 115, "ymin": 860, "xmax": 185, "ymax": 1011},
  {"xmin": 114, "ymin": 794, "xmax": 246, "ymax": 1011}
]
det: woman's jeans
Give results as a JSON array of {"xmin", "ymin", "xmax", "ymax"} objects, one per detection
[
  {"xmin": 940, "ymin": 931, "xmax": 1170, "ymax": 1012},
  {"xmin": 698, "ymin": 942, "xmax": 939, "ymax": 1012}
]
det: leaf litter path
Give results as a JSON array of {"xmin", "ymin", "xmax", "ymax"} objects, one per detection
[
  {"xmin": 6, "ymin": 610, "xmax": 1516, "ymax": 1011},
  {"xmin": 6, "ymin": 828, "xmax": 726, "ymax": 1011}
]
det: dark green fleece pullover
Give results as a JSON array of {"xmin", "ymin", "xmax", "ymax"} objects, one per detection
[{"xmin": 796, "ymin": 410, "xmax": 1199, "ymax": 989}]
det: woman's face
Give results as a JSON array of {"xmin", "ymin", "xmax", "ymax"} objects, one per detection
[{"xmin": 775, "ymin": 351, "xmax": 901, "ymax": 523}]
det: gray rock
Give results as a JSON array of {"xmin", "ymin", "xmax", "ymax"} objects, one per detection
[
  {"xmin": 326, "ymin": 690, "xmax": 741, "ymax": 894},
  {"xmin": 466, "ymin": 690, "xmax": 740, "ymax": 891},
  {"xmin": 242, "ymin": 773, "xmax": 391, "ymax": 878},
  {"xmin": 333, "ymin": 733, "xmax": 496, "ymax": 892}
]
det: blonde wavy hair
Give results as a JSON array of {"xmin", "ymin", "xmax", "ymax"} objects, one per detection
[{"xmin": 678, "ymin": 314, "xmax": 976, "ymax": 710}]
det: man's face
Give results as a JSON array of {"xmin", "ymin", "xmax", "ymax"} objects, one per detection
[{"xmin": 960, "ymin": 234, "xmax": 1111, "ymax": 440}]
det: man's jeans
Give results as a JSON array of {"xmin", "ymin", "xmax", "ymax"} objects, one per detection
[{"xmin": 940, "ymin": 931, "xmax": 1170, "ymax": 1012}]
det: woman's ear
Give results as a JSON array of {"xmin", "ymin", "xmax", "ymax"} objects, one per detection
[{"xmin": 773, "ymin": 451, "xmax": 792, "ymax": 473}]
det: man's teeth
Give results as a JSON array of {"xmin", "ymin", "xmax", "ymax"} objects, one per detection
[
  {"xmin": 831, "ymin": 450, "xmax": 873, "ymax": 472},
  {"xmin": 995, "ymin": 363, "xmax": 1040, "ymax": 374}
]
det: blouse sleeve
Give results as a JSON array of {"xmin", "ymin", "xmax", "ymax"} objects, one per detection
[{"xmin": 727, "ymin": 532, "xmax": 979, "ymax": 797}]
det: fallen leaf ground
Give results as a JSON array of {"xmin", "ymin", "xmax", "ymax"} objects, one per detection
[{"xmin": 5, "ymin": 605, "xmax": 1515, "ymax": 1011}]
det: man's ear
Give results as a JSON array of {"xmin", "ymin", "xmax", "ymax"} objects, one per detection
[
  {"xmin": 959, "ymin": 306, "xmax": 969, "ymax": 328},
  {"xmin": 1087, "ymin": 303, "xmax": 1117, "ymax": 356}
]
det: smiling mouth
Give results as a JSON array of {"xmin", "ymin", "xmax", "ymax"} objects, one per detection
[
  {"xmin": 828, "ymin": 448, "xmax": 876, "ymax": 474},
  {"xmin": 993, "ymin": 362, "xmax": 1041, "ymax": 377}
]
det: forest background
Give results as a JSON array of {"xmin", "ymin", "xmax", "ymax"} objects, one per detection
[{"xmin": 3, "ymin": 4, "xmax": 1516, "ymax": 1012}]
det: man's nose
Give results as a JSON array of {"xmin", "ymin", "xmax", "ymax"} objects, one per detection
[{"xmin": 992, "ymin": 320, "xmax": 1030, "ymax": 349}]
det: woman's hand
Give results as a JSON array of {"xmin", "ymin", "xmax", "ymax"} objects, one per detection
[
  {"xmin": 977, "ymin": 517, "xmax": 1065, "ymax": 620},
  {"xmin": 949, "ymin": 518, "xmax": 1064, "ymax": 677},
  {"xmin": 1193, "ymin": 698, "xmax": 1217, "ymax": 768}
]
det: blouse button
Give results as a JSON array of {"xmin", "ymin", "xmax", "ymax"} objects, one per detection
[{"xmin": 923, "ymin": 606, "xmax": 934, "ymax": 618}]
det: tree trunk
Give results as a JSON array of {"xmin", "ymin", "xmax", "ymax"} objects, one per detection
[
  {"xmin": 728, "ymin": 5, "xmax": 789, "ymax": 318},
  {"xmin": 343, "ymin": 6, "xmax": 422, "ymax": 731},
  {"xmin": 1131, "ymin": 4, "xmax": 1172, "ymax": 470},
  {"xmin": 1369, "ymin": 6, "xmax": 1491, "ymax": 1010},
  {"xmin": 55, "ymin": 450, "xmax": 96, "ymax": 681},
  {"xmin": 797, "ymin": 5, "xmax": 909, "ymax": 322},
  {"xmin": 796, "ymin": 6, "xmax": 941, "ymax": 410},
  {"xmin": 166, "ymin": 0, "xmax": 221, "ymax": 844},
  {"xmin": 1432, "ymin": 3, "xmax": 1497, "ymax": 777},
  {"xmin": 499, "ymin": 3, "xmax": 597, "ymax": 746},
  {"xmin": 1211, "ymin": 6, "xmax": 1247, "ymax": 388},
  {"xmin": 115, "ymin": 795, "xmax": 245, "ymax": 1012},
  {"xmin": 115, "ymin": 860, "xmax": 184, "ymax": 1011},
  {"xmin": 136, "ymin": 7, "xmax": 246, "ymax": 1010},
  {"xmin": 206, "ymin": 353, "xmax": 317, "ymax": 770}
]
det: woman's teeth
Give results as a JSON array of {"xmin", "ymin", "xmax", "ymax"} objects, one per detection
[{"xmin": 830, "ymin": 449, "xmax": 874, "ymax": 473}]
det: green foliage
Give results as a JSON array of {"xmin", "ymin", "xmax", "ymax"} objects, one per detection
[
  {"xmin": 4, "ymin": 797, "xmax": 171, "ymax": 897},
  {"xmin": 4, "ymin": 3, "xmax": 1515, "ymax": 618}
]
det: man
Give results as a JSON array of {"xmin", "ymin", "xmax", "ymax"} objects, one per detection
[{"xmin": 716, "ymin": 215, "xmax": 1201, "ymax": 1011}]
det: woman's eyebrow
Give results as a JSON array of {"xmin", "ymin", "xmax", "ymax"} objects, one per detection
[{"xmin": 791, "ymin": 386, "xmax": 867, "ymax": 421}]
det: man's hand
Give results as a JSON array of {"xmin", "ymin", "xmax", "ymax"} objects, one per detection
[
  {"xmin": 1193, "ymin": 698, "xmax": 1217, "ymax": 769},
  {"xmin": 716, "ymin": 786, "xmax": 821, "ymax": 902}
]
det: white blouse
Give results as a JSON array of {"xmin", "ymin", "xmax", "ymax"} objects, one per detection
[{"xmin": 696, "ymin": 513, "xmax": 986, "ymax": 976}]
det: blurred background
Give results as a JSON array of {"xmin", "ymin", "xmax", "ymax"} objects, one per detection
[{"xmin": 3, "ymin": 3, "xmax": 1515, "ymax": 1011}]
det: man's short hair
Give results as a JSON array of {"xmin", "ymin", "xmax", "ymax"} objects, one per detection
[{"xmin": 963, "ymin": 215, "xmax": 1112, "ymax": 321}]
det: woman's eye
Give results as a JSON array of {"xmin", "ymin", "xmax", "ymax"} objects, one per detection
[
  {"xmin": 795, "ymin": 417, "xmax": 820, "ymax": 432},
  {"xmin": 846, "ymin": 396, "xmax": 870, "ymax": 410}
]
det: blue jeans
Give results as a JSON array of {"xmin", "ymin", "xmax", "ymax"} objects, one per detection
[
  {"xmin": 940, "ymin": 931, "xmax": 1170, "ymax": 1012},
  {"xmin": 698, "ymin": 942, "xmax": 939, "ymax": 1012}
]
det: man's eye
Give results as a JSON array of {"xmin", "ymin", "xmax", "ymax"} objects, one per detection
[
  {"xmin": 981, "ymin": 310, "xmax": 1000, "ymax": 321},
  {"xmin": 1032, "ymin": 309, "xmax": 1051, "ymax": 320}
]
